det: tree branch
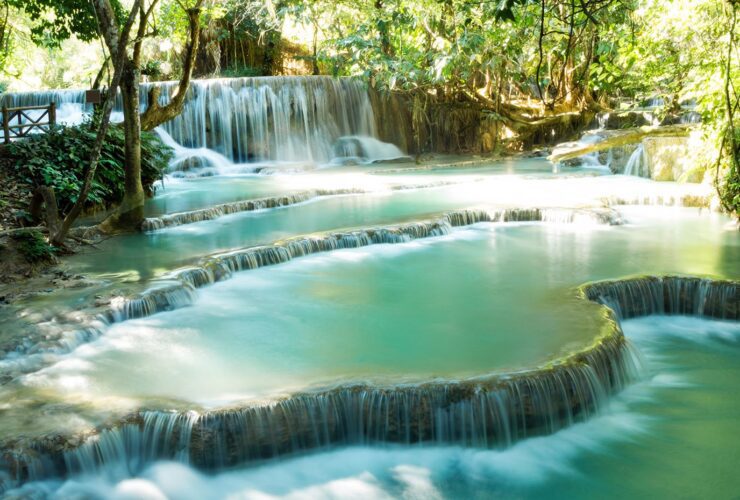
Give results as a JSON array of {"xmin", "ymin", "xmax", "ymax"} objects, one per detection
[{"xmin": 140, "ymin": 2, "xmax": 203, "ymax": 131}]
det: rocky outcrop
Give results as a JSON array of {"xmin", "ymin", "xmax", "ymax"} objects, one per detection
[
  {"xmin": 549, "ymin": 125, "xmax": 692, "ymax": 165},
  {"xmin": 368, "ymin": 89, "xmax": 593, "ymax": 155},
  {"xmin": 600, "ymin": 111, "xmax": 651, "ymax": 129},
  {"xmin": 642, "ymin": 136, "xmax": 701, "ymax": 182}
]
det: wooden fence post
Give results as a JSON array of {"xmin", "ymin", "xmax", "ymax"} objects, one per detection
[
  {"xmin": 49, "ymin": 102, "xmax": 56, "ymax": 128},
  {"xmin": 2, "ymin": 106, "xmax": 9, "ymax": 144}
]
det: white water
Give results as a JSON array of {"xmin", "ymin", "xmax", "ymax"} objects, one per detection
[
  {"xmin": 330, "ymin": 136, "xmax": 408, "ymax": 165},
  {"xmin": 623, "ymin": 143, "xmax": 648, "ymax": 177},
  {"xmin": 145, "ymin": 77, "xmax": 402, "ymax": 166},
  {"xmin": 551, "ymin": 132, "xmax": 613, "ymax": 172},
  {"xmin": 155, "ymin": 129, "xmax": 238, "ymax": 176}
]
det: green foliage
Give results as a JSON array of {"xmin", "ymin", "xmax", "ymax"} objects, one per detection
[
  {"xmin": 0, "ymin": 0, "xmax": 737, "ymax": 216},
  {"xmin": 10, "ymin": 229, "xmax": 56, "ymax": 263},
  {"xmin": 8, "ymin": 124, "xmax": 172, "ymax": 215},
  {"xmin": 718, "ymin": 125, "xmax": 740, "ymax": 215},
  {"xmin": 494, "ymin": 0, "xmax": 536, "ymax": 22},
  {"xmin": 6, "ymin": 0, "xmax": 125, "ymax": 48},
  {"xmin": 721, "ymin": 170, "xmax": 740, "ymax": 214}
]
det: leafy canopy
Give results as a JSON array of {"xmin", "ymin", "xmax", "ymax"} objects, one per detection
[{"xmin": 7, "ymin": 0, "xmax": 126, "ymax": 48}]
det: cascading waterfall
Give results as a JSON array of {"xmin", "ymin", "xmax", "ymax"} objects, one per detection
[
  {"xmin": 680, "ymin": 111, "xmax": 701, "ymax": 124},
  {"xmin": 577, "ymin": 134, "xmax": 610, "ymax": 169},
  {"xmin": 0, "ymin": 206, "xmax": 623, "ymax": 376},
  {"xmin": 582, "ymin": 276, "xmax": 739, "ymax": 320},
  {"xmin": 1, "ymin": 77, "xmax": 405, "ymax": 166},
  {"xmin": 623, "ymin": 143, "xmax": 649, "ymax": 177},
  {"xmin": 151, "ymin": 207, "xmax": 622, "ymax": 302},
  {"xmin": 1, "ymin": 267, "xmax": 736, "ymax": 487},
  {"xmin": 331, "ymin": 136, "xmax": 407, "ymax": 164},
  {"xmin": 141, "ymin": 179, "xmax": 476, "ymax": 231},
  {"xmin": 0, "ymin": 89, "xmax": 90, "ymax": 127},
  {"xmin": 142, "ymin": 190, "xmax": 345, "ymax": 231},
  {"xmin": 3, "ymin": 306, "xmax": 640, "ymax": 485},
  {"xmin": 142, "ymin": 76, "xmax": 403, "ymax": 165},
  {"xmin": 552, "ymin": 133, "xmax": 613, "ymax": 171}
]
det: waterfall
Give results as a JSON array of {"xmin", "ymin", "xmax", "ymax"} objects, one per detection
[
  {"xmin": 577, "ymin": 134, "xmax": 609, "ymax": 168},
  {"xmin": 4, "ymin": 321, "xmax": 640, "ymax": 483},
  {"xmin": 108, "ymin": 282, "xmax": 198, "ymax": 322},
  {"xmin": 1, "ymin": 77, "xmax": 405, "ymax": 166},
  {"xmin": 331, "ymin": 136, "xmax": 407, "ymax": 164},
  {"xmin": 142, "ymin": 188, "xmax": 366, "ymax": 231},
  {"xmin": 3, "ymin": 274, "xmax": 736, "ymax": 487},
  {"xmin": 0, "ymin": 89, "xmax": 90, "ymax": 128},
  {"xmin": 623, "ymin": 144, "xmax": 648, "ymax": 177},
  {"xmin": 553, "ymin": 133, "xmax": 612, "ymax": 171},
  {"xmin": 680, "ymin": 111, "xmax": 701, "ymax": 124},
  {"xmin": 0, "ymin": 207, "xmax": 623, "ymax": 375},
  {"xmin": 167, "ymin": 207, "xmax": 622, "ymax": 294},
  {"xmin": 142, "ymin": 76, "xmax": 401, "ymax": 165},
  {"xmin": 582, "ymin": 276, "xmax": 739, "ymax": 321},
  {"xmin": 142, "ymin": 181, "xmax": 610, "ymax": 232}
]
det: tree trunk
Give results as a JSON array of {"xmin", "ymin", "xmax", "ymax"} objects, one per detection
[
  {"xmin": 312, "ymin": 25, "xmax": 320, "ymax": 75},
  {"xmin": 38, "ymin": 187, "xmax": 60, "ymax": 236},
  {"xmin": 92, "ymin": 55, "xmax": 112, "ymax": 90},
  {"xmin": 100, "ymin": 62, "xmax": 145, "ymax": 232}
]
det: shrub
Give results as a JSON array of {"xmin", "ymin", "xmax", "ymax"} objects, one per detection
[{"xmin": 7, "ymin": 122, "xmax": 173, "ymax": 215}]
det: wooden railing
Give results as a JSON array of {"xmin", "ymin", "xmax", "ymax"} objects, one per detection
[{"xmin": 1, "ymin": 103, "xmax": 56, "ymax": 144}]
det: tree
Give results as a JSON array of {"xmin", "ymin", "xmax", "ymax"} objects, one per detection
[
  {"xmin": 100, "ymin": 0, "xmax": 203, "ymax": 232},
  {"xmin": 11, "ymin": 0, "xmax": 204, "ymax": 238},
  {"xmin": 718, "ymin": 0, "xmax": 739, "ymax": 214},
  {"xmin": 11, "ymin": 0, "xmax": 138, "ymax": 245}
]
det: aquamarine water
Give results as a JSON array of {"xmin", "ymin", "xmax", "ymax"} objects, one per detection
[
  {"xmin": 15, "ymin": 204, "xmax": 739, "ymax": 420},
  {"xmin": 7, "ymin": 316, "xmax": 740, "ymax": 498}
]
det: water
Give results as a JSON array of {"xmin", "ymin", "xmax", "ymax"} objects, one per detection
[
  {"xmin": 65, "ymin": 169, "xmax": 711, "ymax": 281},
  {"xmin": 0, "ymin": 205, "xmax": 734, "ymax": 438},
  {"xmin": 145, "ymin": 77, "xmax": 381, "ymax": 164},
  {"xmin": 5, "ymin": 317, "xmax": 739, "ymax": 499},
  {"xmin": 24, "ymin": 226, "xmax": 605, "ymax": 405},
  {"xmin": 0, "ymin": 77, "xmax": 738, "ymax": 497},
  {"xmin": 0, "ymin": 89, "xmax": 90, "ymax": 128},
  {"xmin": 1, "ymin": 77, "xmax": 405, "ymax": 166},
  {"xmin": 16, "ymin": 207, "xmax": 733, "ymax": 400},
  {"xmin": 623, "ymin": 143, "xmax": 648, "ymax": 177}
]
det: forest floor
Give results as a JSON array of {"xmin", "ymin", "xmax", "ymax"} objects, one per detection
[{"xmin": 0, "ymin": 153, "xmax": 51, "ymax": 288}]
